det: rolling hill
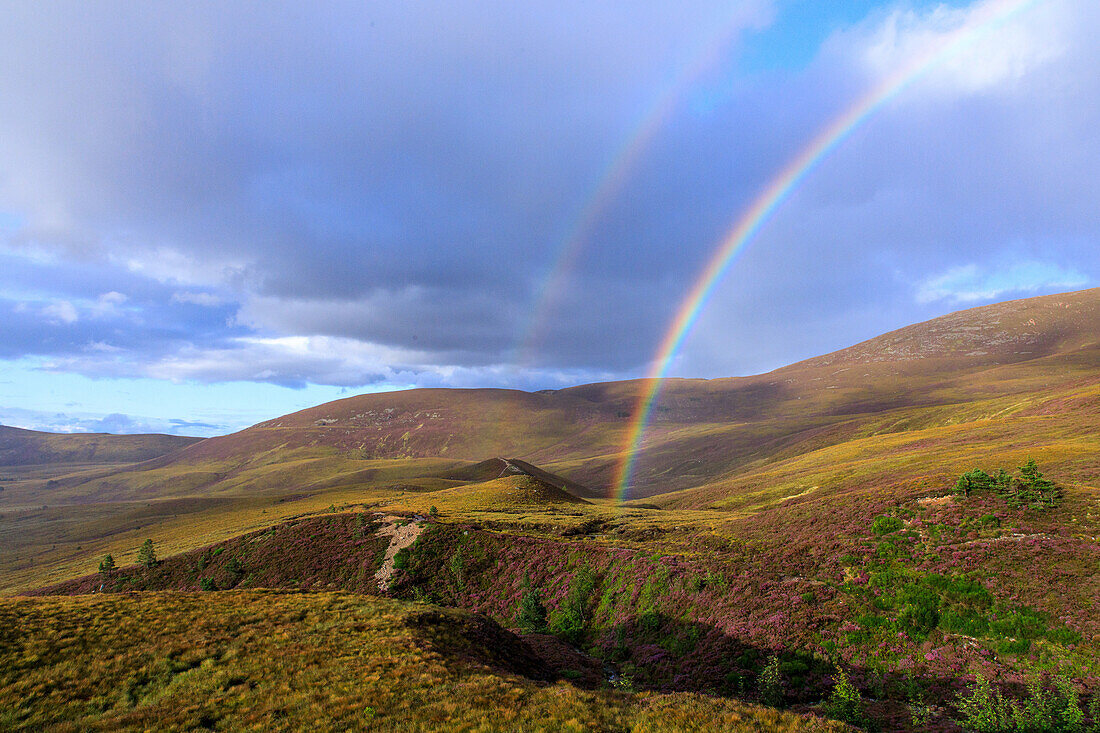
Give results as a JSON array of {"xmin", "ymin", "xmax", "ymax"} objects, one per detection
[
  {"xmin": 0, "ymin": 425, "xmax": 200, "ymax": 467},
  {"xmin": 15, "ymin": 287, "xmax": 1097, "ymax": 507},
  {"xmin": 5, "ymin": 288, "xmax": 1100, "ymax": 731}
]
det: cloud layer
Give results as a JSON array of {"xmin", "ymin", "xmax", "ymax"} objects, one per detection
[{"xmin": 0, "ymin": 0, "xmax": 1097, "ymax": 431}]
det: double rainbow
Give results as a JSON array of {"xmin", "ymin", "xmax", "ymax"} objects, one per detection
[{"xmin": 613, "ymin": 0, "xmax": 1043, "ymax": 501}]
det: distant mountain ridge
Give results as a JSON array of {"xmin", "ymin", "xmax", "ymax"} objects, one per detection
[
  {"xmin": 9, "ymin": 287, "xmax": 1099, "ymax": 501},
  {"xmin": 0, "ymin": 425, "xmax": 201, "ymax": 467}
]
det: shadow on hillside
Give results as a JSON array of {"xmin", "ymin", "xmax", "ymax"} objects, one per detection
[{"xmin": 586, "ymin": 613, "xmax": 964, "ymax": 732}]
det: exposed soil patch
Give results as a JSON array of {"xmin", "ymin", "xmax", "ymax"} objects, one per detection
[{"xmin": 373, "ymin": 514, "xmax": 426, "ymax": 591}]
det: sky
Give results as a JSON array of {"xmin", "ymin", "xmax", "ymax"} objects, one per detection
[{"xmin": 0, "ymin": 0, "xmax": 1097, "ymax": 437}]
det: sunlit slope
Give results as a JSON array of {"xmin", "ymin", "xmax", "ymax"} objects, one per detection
[
  {"xmin": 0, "ymin": 592, "xmax": 850, "ymax": 732},
  {"xmin": 652, "ymin": 378, "xmax": 1100, "ymax": 513},
  {"xmin": 20, "ymin": 287, "xmax": 1100, "ymax": 503}
]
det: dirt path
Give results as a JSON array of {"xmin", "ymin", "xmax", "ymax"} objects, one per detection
[{"xmin": 373, "ymin": 515, "xmax": 426, "ymax": 591}]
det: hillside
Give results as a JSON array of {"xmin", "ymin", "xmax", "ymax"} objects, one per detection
[
  {"xmin": 0, "ymin": 425, "xmax": 200, "ymax": 467},
  {"xmin": 0, "ymin": 591, "xmax": 850, "ymax": 732},
  {"xmin": 6, "ymin": 288, "xmax": 1100, "ymax": 731},
  {"xmin": 21, "ymin": 287, "xmax": 1097, "ymax": 506}
]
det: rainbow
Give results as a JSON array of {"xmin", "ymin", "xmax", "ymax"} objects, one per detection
[
  {"xmin": 512, "ymin": 6, "xmax": 765, "ymax": 368},
  {"xmin": 613, "ymin": 0, "xmax": 1043, "ymax": 501}
]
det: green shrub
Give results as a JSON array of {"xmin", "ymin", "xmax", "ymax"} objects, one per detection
[
  {"xmin": 897, "ymin": 586, "xmax": 940, "ymax": 638},
  {"xmin": 957, "ymin": 674, "xmax": 1013, "ymax": 732},
  {"xmin": 516, "ymin": 578, "xmax": 548, "ymax": 633},
  {"xmin": 137, "ymin": 539, "xmax": 157, "ymax": 568},
  {"xmin": 199, "ymin": 578, "xmax": 217, "ymax": 591},
  {"xmin": 957, "ymin": 469, "xmax": 996, "ymax": 497},
  {"xmin": 956, "ymin": 461, "xmax": 1061, "ymax": 509},
  {"xmin": 758, "ymin": 655, "xmax": 783, "ymax": 708},
  {"xmin": 823, "ymin": 666, "xmax": 863, "ymax": 725},
  {"xmin": 956, "ymin": 672, "xmax": 1084, "ymax": 732},
  {"xmin": 871, "ymin": 515, "xmax": 904, "ymax": 536},
  {"xmin": 550, "ymin": 567, "xmax": 596, "ymax": 644}
]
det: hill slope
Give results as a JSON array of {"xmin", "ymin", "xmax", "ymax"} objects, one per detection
[
  {"xmin": 0, "ymin": 425, "xmax": 201, "ymax": 467},
  {"xmin": 0, "ymin": 590, "xmax": 852, "ymax": 732},
  {"xmin": 28, "ymin": 287, "xmax": 1098, "ymax": 504}
]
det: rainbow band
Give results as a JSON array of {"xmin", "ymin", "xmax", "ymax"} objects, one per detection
[
  {"xmin": 613, "ymin": 0, "xmax": 1042, "ymax": 502},
  {"xmin": 513, "ymin": 7, "xmax": 765, "ymax": 368}
]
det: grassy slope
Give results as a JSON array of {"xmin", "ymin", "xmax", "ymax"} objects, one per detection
[
  {"xmin": 12, "ymin": 288, "xmax": 1096, "ymax": 509},
  {"xmin": 5, "ymin": 288, "xmax": 1100, "ymax": 730},
  {"xmin": 0, "ymin": 591, "xmax": 850, "ymax": 732}
]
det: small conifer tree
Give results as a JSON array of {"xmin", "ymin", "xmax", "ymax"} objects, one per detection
[
  {"xmin": 516, "ymin": 576, "xmax": 548, "ymax": 633},
  {"xmin": 98, "ymin": 554, "xmax": 115, "ymax": 576},
  {"xmin": 138, "ymin": 539, "xmax": 157, "ymax": 568}
]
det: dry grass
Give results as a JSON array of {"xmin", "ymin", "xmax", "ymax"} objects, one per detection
[{"xmin": 0, "ymin": 591, "xmax": 851, "ymax": 732}]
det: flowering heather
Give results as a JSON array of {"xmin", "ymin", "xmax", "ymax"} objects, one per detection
[{"xmin": 32, "ymin": 513, "xmax": 389, "ymax": 596}]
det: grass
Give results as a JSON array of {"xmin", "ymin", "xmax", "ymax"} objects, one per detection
[
  {"xmin": 0, "ymin": 591, "xmax": 851, "ymax": 732},
  {"xmin": 4, "ymin": 288, "xmax": 1100, "ymax": 730}
]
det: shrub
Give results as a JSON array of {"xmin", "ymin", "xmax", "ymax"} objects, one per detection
[
  {"xmin": 137, "ymin": 539, "xmax": 157, "ymax": 568},
  {"xmin": 957, "ymin": 469, "xmax": 996, "ymax": 497},
  {"xmin": 550, "ymin": 566, "xmax": 595, "ymax": 643},
  {"xmin": 516, "ymin": 578, "xmax": 548, "ymax": 633},
  {"xmin": 871, "ymin": 515, "xmax": 904, "ymax": 536},
  {"xmin": 897, "ymin": 586, "xmax": 940, "ymax": 638},
  {"xmin": 823, "ymin": 665, "xmax": 864, "ymax": 725},
  {"xmin": 957, "ymin": 674, "xmax": 1013, "ymax": 732},
  {"xmin": 758, "ymin": 655, "xmax": 783, "ymax": 708},
  {"xmin": 956, "ymin": 672, "xmax": 1084, "ymax": 732},
  {"xmin": 1012, "ymin": 458, "xmax": 1061, "ymax": 509},
  {"xmin": 199, "ymin": 578, "xmax": 217, "ymax": 591},
  {"xmin": 611, "ymin": 673, "xmax": 635, "ymax": 693},
  {"xmin": 955, "ymin": 460, "xmax": 1061, "ymax": 509}
]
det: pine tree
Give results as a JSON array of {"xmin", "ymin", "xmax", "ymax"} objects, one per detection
[
  {"xmin": 137, "ymin": 539, "xmax": 157, "ymax": 568},
  {"xmin": 98, "ymin": 554, "xmax": 115, "ymax": 576},
  {"xmin": 516, "ymin": 576, "xmax": 548, "ymax": 632}
]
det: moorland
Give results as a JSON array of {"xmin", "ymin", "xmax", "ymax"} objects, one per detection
[{"xmin": 2, "ymin": 287, "xmax": 1100, "ymax": 731}]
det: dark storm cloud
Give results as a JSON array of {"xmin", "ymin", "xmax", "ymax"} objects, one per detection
[
  {"xmin": 0, "ymin": 0, "xmax": 777, "ymax": 379},
  {"xmin": 0, "ymin": 0, "xmax": 1097, "ymax": 390}
]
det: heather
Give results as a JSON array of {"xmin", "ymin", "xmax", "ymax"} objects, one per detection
[
  {"xmin": 383, "ymin": 487, "xmax": 1099, "ymax": 730},
  {"xmin": 32, "ymin": 513, "xmax": 389, "ymax": 595},
  {"xmin": 5, "ymin": 291, "xmax": 1100, "ymax": 731}
]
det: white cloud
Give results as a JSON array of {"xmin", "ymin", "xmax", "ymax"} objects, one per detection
[
  {"xmin": 915, "ymin": 261, "xmax": 1088, "ymax": 304},
  {"xmin": 42, "ymin": 300, "xmax": 78, "ymax": 323},
  {"xmin": 171, "ymin": 291, "xmax": 226, "ymax": 307},
  {"xmin": 42, "ymin": 334, "xmax": 614, "ymax": 391},
  {"xmin": 848, "ymin": 0, "xmax": 1068, "ymax": 97}
]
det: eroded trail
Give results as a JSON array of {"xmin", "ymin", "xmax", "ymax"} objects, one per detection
[{"xmin": 373, "ymin": 515, "xmax": 426, "ymax": 591}]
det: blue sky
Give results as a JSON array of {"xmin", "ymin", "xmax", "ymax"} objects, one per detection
[{"xmin": 0, "ymin": 0, "xmax": 1097, "ymax": 436}]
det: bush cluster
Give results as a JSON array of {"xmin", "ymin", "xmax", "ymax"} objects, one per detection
[
  {"xmin": 956, "ymin": 459, "xmax": 1062, "ymax": 509},
  {"xmin": 956, "ymin": 672, "xmax": 1098, "ymax": 732}
]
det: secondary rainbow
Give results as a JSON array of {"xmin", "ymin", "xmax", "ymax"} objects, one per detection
[
  {"xmin": 512, "ymin": 6, "xmax": 763, "ymax": 368},
  {"xmin": 613, "ymin": 0, "xmax": 1044, "ymax": 501}
]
